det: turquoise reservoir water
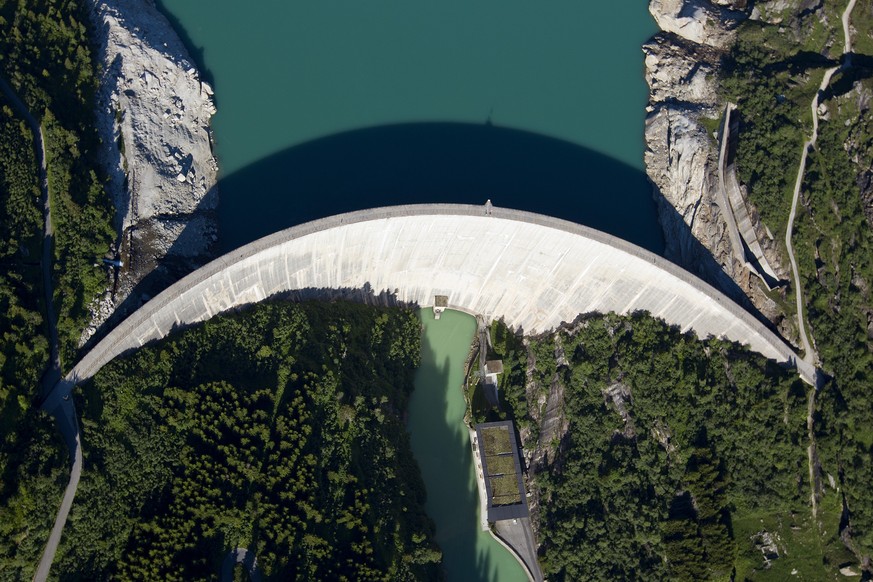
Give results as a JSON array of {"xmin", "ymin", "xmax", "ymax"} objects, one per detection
[
  {"xmin": 157, "ymin": 1, "xmax": 663, "ymax": 254},
  {"xmin": 410, "ymin": 309, "xmax": 527, "ymax": 582}
]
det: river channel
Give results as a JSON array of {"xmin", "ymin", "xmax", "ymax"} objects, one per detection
[{"xmin": 410, "ymin": 309, "xmax": 527, "ymax": 581}]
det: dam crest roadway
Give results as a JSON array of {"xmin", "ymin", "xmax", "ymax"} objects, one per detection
[{"xmin": 47, "ymin": 202, "xmax": 814, "ymax": 406}]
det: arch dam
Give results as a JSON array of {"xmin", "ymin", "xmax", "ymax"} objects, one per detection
[
  {"xmin": 35, "ymin": 203, "xmax": 815, "ymax": 580},
  {"xmin": 48, "ymin": 203, "xmax": 814, "ymax": 404}
]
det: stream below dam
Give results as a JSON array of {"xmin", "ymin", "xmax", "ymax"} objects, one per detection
[{"xmin": 410, "ymin": 309, "xmax": 527, "ymax": 581}]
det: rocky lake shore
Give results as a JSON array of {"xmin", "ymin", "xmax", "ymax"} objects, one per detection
[
  {"xmin": 81, "ymin": 0, "xmax": 219, "ymax": 345},
  {"xmin": 80, "ymin": 0, "xmax": 802, "ymax": 349},
  {"xmin": 644, "ymin": 0, "xmax": 796, "ymax": 340}
]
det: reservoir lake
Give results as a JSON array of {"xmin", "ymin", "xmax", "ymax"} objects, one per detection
[
  {"xmin": 156, "ymin": 2, "xmax": 660, "ymax": 579},
  {"xmin": 157, "ymin": 0, "xmax": 663, "ymax": 254}
]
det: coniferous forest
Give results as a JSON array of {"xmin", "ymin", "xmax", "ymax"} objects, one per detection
[
  {"xmin": 2, "ymin": 0, "xmax": 872, "ymax": 580},
  {"xmin": 484, "ymin": 313, "xmax": 854, "ymax": 580},
  {"xmin": 0, "ymin": 1, "xmax": 114, "ymax": 575},
  {"xmin": 52, "ymin": 301, "xmax": 441, "ymax": 580}
]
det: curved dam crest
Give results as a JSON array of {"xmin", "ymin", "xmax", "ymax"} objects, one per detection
[{"xmin": 47, "ymin": 204, "xmax": 813, "ymax": 407}]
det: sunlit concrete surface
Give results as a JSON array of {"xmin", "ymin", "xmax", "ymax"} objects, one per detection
[
  {"xmin": 719, "ymin": 103, "xmax": 781, "ymax": 288},
  {"xmin": 50, "ymin": 204, "xmax": 813, "ymax": 404}
]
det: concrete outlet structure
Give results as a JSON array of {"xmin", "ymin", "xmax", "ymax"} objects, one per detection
[{"xmin": 46, "ymin": 203, "xmax": 814, "ymax": 408}]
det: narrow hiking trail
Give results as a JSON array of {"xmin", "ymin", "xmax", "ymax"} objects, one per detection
[{"xmin": 784, "ymin": 0, "xmax": 857, "ymax": 368}]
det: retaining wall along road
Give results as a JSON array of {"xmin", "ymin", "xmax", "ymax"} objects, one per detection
[{"xmin": 46, "ymin": 204, "xmax": 813, "ymax": 407}]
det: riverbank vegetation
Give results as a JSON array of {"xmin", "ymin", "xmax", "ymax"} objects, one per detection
[
  {"xmin": 483, "ymin": 312, "xmax": 851, "ymax": 580},
  {"xmin": 50, "ymin": 301, "xmax": 441, "ymax": 580},
  {"xmin": 720, "ymin": 1, "xmax": 873, "ymax": 567}
]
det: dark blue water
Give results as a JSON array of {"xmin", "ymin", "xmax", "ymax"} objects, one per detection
[{"xmin": 218, "ymin": 122, "xmax": 664, "ymax": 253}]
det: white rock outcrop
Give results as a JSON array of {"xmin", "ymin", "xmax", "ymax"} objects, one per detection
[
  {"xmin": 644, "ymin": 0, "xmax": 787, "ymax": 328},
  {"xmin": 83, "ymin": 0, "xmax": 219, "ymax": 343},
  {"xmin": 649, "ymin": 0, "xmax": 744, "ymax": 49},
  {"xmin": 644, "ymin": 34, "xmax": 727, "ymax": 274}
]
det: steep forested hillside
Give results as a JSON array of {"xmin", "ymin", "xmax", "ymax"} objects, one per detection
[
  {"xmin": 50, "ymin": 301, "xmax": 441, "ymax": 580},
  {"xmin": 0, "ymin": 94, "xmax": 50, "ymax": 490},
  {"xmin": 483, "ymin": 313, "xmax": 853, "ymax": 580},
  {"xmin": 0, "ymin": 1, "xmax": 113, "ymax": 574},
  {"xmin": 721, "ymin": 0, "xmax": 873, "ymax": 566},
  {"xmin": 0, "ymin": 0, "xmax": 115, "ymax": 365}
]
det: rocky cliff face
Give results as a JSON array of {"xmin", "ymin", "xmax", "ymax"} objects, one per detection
[
  {"xmin": 83, "ymin": 0, "xmax": 219, "ymax": 344},
  {"xmin": 649, "ymin": 0, "xmax": 745, "ymax": 49},
  {"xmin": 644, "ymin": 0, "xmax": 789, "ymax": 331}
]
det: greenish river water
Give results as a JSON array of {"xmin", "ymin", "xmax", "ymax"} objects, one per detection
[{"xmin": 410, "ymin": 309, "xmax": 527, "ymax": 582}]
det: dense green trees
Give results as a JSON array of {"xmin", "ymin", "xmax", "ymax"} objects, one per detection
[
  {"xmin": 490, "ymin": 313, "xmax": 820, "ymax": 580},
  {"xmin": 42, "ymin": 109, "xmax": 115, "ymax": 363},
  {"xmin": 721, "ymin": 4, "xmax": 873, "ymax": 563},
  {"xmin": 0, "ymin": 414, "xmax": 66, "ymax": 577},
  {"xmin": 51, "ymin": 301, "xmax": 441, "ymax": 580},
  {"xmin": 0, "ymin": 0, "xmax": 115, "ymax": 365},
  {"xmin": 802, "ymin": 115, "xmax": 873, "ymax": 556},
  {"xmin": 0, "ymin": 1, "xmax": 114, "ymax": 575},
  {"xmin": 0, "ymin": 95, "xmax": 48, "ymax": 473},
  {"xmin": 0, "ymin": 0, "xmax": 97, "ymax": 118}
]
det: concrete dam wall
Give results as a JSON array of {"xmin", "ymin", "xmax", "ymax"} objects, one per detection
[{"xmin": 59, "ymin": 204, "xmax": 814, "ymax": 395}]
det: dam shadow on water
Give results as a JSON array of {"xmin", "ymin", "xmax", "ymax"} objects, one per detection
[
  {"xmin": 216, "ymin": 122, "xmax": 665, "ymax": 254},
  {"xmin": 85, "ymin": 122, "xmax": 777, "ymax": 358},
  {"xmin": 215, "ymin": 122, "xmax": 771, "ymax": 328}
]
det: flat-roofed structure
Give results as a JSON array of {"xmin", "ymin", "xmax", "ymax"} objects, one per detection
[
  {"xmin": 475, "ymin": 421, "xmax": 529, "ymax": 522},
  {"xmin": 45, "ymin": 203, "xmax": 814, "ymax": 409}
]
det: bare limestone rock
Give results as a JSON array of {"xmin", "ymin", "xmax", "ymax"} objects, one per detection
[
  {"xmin": 648, "ymin": 0, "xmax": 744, "ymax": 49},
  {"xmin": 82, "ymin": 0, "xmax": 219, "ymax": 344},
  {"xmin": 749, "ymin": 0, "xmax": 801, "ymax": 24},
  {"xmin": 644, "ymin": 1, "xmax": 789, "ymax": 330}
]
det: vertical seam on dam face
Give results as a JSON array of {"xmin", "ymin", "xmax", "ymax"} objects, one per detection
[{"xmin": 51, "ymin": 204, "xmax": 814, "ymax": 404}]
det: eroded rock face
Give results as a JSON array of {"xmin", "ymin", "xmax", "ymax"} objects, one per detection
[
  {"xmin": 648, "ymin": 0, "xmax": 745, "ymax": 49},
  {"xmin": 644, "ymin": 3, "xmax": 788, "ymax": 330},
  {"xmin": 83, "ymin": 0, "xmax": 219, "ymax": 343},
  {"xmin": 644, "ymin": 35, "xmax": 720, "ymax": 104},
  {"xmin": 643, "ymin": 33, "xmax": 730, "ymax": 277},
  {"xmin": 749, "ymin": 0, "xmax": 802, "ymax": 24}
]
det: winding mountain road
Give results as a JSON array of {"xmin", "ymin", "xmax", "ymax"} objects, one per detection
[
  {"xmin": 0, "ymin": 75, "xmax": 61, "ymax": 393},
  {"xmin": 784, "ymin": 0, "xmax": 856, "ymax": 367},
  {"xmin": 0, "ymin": 74, "xmax": 82, "ymax": 582},
  {"xmin": 783, "ymin": 0, "xmax": 856, "ymax": 519},
  {"xmin": 18, "ymin": 1, "xmax": 860, "ymax": 577}
]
